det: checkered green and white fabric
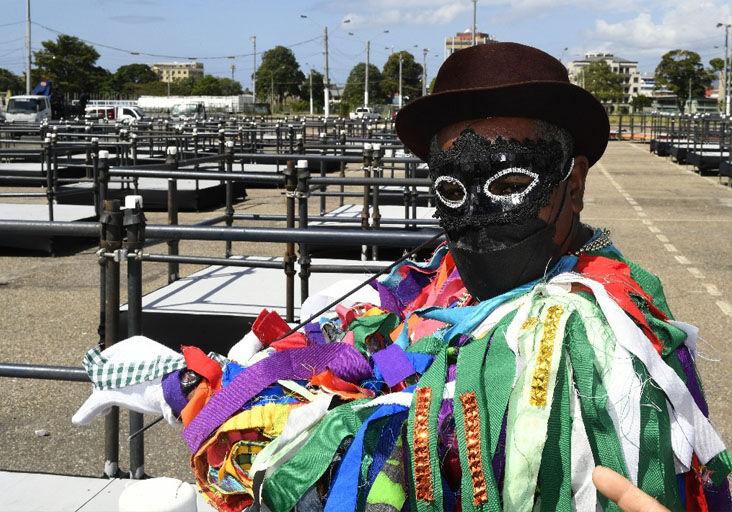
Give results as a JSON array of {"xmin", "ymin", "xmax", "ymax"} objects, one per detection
[
  {"xmin": 82, "ymin": 346, "xmax": 186, "ymax": 390},
  {"xmin": 81, "ymin": 335, "xmax": 230, "ymax": 390}
]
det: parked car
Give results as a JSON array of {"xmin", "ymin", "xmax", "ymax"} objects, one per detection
[
  {"xmin": 170, "ymin": 102, "xmax": 206, "ymax": 121},
  {"xmin": 4, "ymin": 95, "xmax": 51, "ymax": 123},
  {"xmin": 349, "ymin": 106, "xmax": 380, "ymax": 120},
  {"xmin": 85, "ymin": 105, "xmax": 146, "ymax": 123}
]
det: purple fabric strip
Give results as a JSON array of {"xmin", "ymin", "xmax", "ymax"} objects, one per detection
[
  {"xmin": 182, "ymin": 343, "xmax": 372, "ymax": 453},
  {"xmin": 396, "ymin": 270, "xmax": 430, "ymax": 305},
  {"xmin": 161, "ymin": 370, "xmax": 188, "ymax": 419},
  {"xmin": 304, "ymin": 322, "xmax": 326, "ymax": 345},
  {"xmin": 492, "ymin": 412, "xmax": 508, "ymax": 488},
  {"xmin": 675, "ymin": 345, "xmax": 708, "ymax": 416},
  {"xmin": 374, "ymin": 281, "xmax": 401, "ymax": 316},
  {"xmin": 371, "ymin": 344, "xmax": 415, "ymax": 387}
]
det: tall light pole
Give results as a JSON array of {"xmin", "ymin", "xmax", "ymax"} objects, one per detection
[
  {"xmin": 251, "ymin": 36, "xmax": 257, "ymax": 100},
  {"xmin": 718, "ymin": 23, "xmax": 731, "ymax": 116},
  {"xmin": 472, "ymin": 0, "xmax": 478, "ymax": 47},
  {"xmin": 398, "ymin": 51, "xmax": 403, "ymax": 108},
  {"xmin": 422, "ymin": 48, "xmax": 429, "ymax": 96},
  {"xmin": 309, "ymin": 68, "xmax": 314, "ymax": 115},
  {"xmin": 25, "ymin": 0, "xmax": 31, "ymax": 94},
  {"xmin": 324, "ymin": 26, "xmax": 330, "ymax": 117},
  {"xmin": 364, "ymin": 40, "xmax": 370, "ymax": 107}
]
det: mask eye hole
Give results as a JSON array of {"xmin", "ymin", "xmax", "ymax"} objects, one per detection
[
  {"xmin": 434, "ymin": 176, "xmax": 467, "ymax": 208},
  {"xmin": 483, "ymin": 168, "xmax": 539, "ymax": 202}
]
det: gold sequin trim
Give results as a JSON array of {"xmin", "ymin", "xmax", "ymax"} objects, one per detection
[
  {"xmin": 529, "ymin": 305, "xmax": 564, "ymax": 407},
  {"xmin": 413, "ymin": 387, "xmax": 433, "ymax": 502},
  {"xmin": 521, "ymin": 316, "xmax": 539, "ymax": 330},
  {"xmin": 460, "ymin": 391, "xmax": 489, "ymax": 506}
]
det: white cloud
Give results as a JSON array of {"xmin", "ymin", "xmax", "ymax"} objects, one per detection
[
  {"xmin": 337, "ymin": 0, "xmax": 472, "ymax": 28},
  {"xmin": 591, "ymin": 1, "xmax": 732, "ymax": 56}
]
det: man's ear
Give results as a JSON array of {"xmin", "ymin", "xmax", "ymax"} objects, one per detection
[{"xmin": 568, "ymin": 155, "xmax": 589, "ymax": 214}]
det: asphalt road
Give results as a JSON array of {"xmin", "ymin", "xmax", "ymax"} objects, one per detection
[{"xmin": 0, "ymin": 140, "xmax": 729, "ymax": 482}]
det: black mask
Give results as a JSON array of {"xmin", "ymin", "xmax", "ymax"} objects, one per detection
[{"xmin": 428, "ymin": 129, "xmax": 574, "ymax": 300}]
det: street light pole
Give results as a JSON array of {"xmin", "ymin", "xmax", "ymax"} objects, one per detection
[
  {"xmin": 364, "ymin": 40, "xmax": 370, "ymax": 107},
  {"xmin": 324, "ymin": 26, "xmax": 330, "ymax": 117},
  {"xmin": 472, "ymin": 0, "xmax": 477, "ymax": 47},
  {"xmin": 722, "ymin": 23, "xmax": 730, "ymax": 116},
  {"xmin": 251, "ymin": 36, "xmax": 257, "ymax": 101},
  {"xmin": 398, "ymin": 51, "xmax": 403, "ymax": 109},
  {"xmin": 309, "ymin": 69, "xmax": 314, "ymax": 115},
  {"xmin": 422, "ymin": 48, "xmax": 428, "ymax": 96},
  {"xmin": 25, "ymin": 0, "xmax": 31, "ymax": 94}
]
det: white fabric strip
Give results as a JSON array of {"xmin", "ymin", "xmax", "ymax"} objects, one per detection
[
  {"xmin": 352, "ymin": 381, "xmax": 456, "ymax": 411},
  {"xmin": 570, "ymin": 378, "xmax": 598, "ymax": 511},
  {"xmin": 550, "ymin": 273, "xmax": 726, "ymax": 467}
]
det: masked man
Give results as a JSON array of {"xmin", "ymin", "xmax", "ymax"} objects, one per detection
[{"xmin": 75, "ymin": 43, "xmax": 731, "ymax": 511}]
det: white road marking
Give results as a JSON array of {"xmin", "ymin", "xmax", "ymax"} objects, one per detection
[
  {"xmin": 688, "ymin": 267, "xmax": 705, "ymax": 279},
  {"xmin": 642, "ymin": 219, "xmax": 653, "ymax": 226},
  {"xmin": 633, "ymin": 205, "xmax": 643, "ymax": 211},
  {"xmin": 637, "ymin": 211, "xmax": 647, "ymax": 217},
  {"xmin": 704, "ymin": 284, "xmax": 722, "ymax": 297},
  {"xmin": 716, "ymin": 301, "xmax": 732, "ymax": 317},
  {"xmin": 648, "ymin": 225, "xmax": 661, "ymax": 233},
  {"xmin": 663, "ymin": 244, "xmax": 677, "ymax": 253},
  {"xmin": 674, "ymin": 255, "xmax": 691, "ymax": 265},
  {"xmin": 656, "ymin": 234, "xmax": 669, "ymax": 243}
]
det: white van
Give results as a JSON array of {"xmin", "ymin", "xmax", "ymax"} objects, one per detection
[
  {"xmin": 85, "ymin": 105, "xmax": 146, "ymax": 123},
  {"xmin": 349, "ymin": 106, "xmax": 380, "ymax": 121},
  {"xmin": 4, "ymin": 95, "xmax": 52, "ymax": 123}
]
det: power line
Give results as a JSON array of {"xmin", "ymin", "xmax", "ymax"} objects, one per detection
[
  {"xmin": 31, "ymin": 21, "xmax": 322, "ymax": 60},
  {"xmin": 0, "ymin": 21, "xmax": 24, "ymax": 28}
]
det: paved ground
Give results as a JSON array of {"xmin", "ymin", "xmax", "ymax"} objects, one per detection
[{"xmin": 0, "ymin": 141, "xmax": 729, "ymax": 483}]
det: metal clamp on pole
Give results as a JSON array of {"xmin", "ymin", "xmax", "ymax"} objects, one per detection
[
  {"xmin": 288, "ymin": 124, "xmax": 295, "ymax": 153},
  {"xmin": 361, "ymin": 143, "xmax": 373, "ymax": 261},
  {"xmin": 123, "ymin": 194, "xmax": 146, "ymax": 479},
  {"xmin": 283, "ymin": 161, "xmax": 297, "ymax": 323},
  {"xmin": 101, "ymin": 198, "xmax": 123, "ymax": 479},
  {"xmin": 225, "ymin": 140, "xmax": 235, "ymax": 258},
  {"xmin": 166, "ymin": 147, "xmax": 180, "ymax": 283},
  {"xmin": 296, "ymin": 159, "xmax": 311, "ymax": 303}
]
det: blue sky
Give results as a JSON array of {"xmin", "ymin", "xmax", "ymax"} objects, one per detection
[{"xmin": 0, "ymin": 0, "xmax": 729, "ymax": 88}]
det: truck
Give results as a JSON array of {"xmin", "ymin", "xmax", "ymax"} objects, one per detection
[
  {"xmin": 3, "ymin": 95, "xmax": 52, "ymax": 123},
  {"xmin": 349, "ymin": 106, "xmax": 380, "ymax": 121}
]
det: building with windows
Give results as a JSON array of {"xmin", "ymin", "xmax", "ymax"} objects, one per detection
[
  {"xmin": 444, "ymin": 29, "xmax": 496, "ymax": 60},
  {"xmin": 567, "ymin": 53, "xmax": 640, "ymax": 112},
  {"xmin": 150, "ymin": 62, "xmax": 204, "ymax": 83}
]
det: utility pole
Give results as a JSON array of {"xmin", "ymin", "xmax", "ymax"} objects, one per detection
[
  {"xmin": 251, "ymin": 36, "xmax": 257, "ymax": 100},
  {"xmin": 364, "ymin": 40, "xmax": 370, "ymax": 107},
  {"xmin": 309, "ymin": 69, "xmax": 314, "ymax": 115},
  {"xmin": 271, "ymin": 73, "xmax": 275, "ymax": 111},
  {"xmin": 25, "ymin": 0, "xmax": 31, "ymax": 94},
  {"xmin": 398, "ymin": 51, "xmax": 403, "ymax": 109},
  {"xmin": 324, "ymin": 26, "xmax": 330, "ymax": 117},
  {"xmin": 724, "ymin": 24, "xmax": 730, "ymax": 116},
  {"xmin": 687, "ymin": 76, "xmax": 692, "ymax": 114},
  {"xmin": 422, "ymin": 48, "xmax": 428, "ymax": 96},
  {"xmin": 472, "ymin": 0, "xmax": 478, "ymax": 46},
  {"xmin": 230, "ymin": 62, "xmax": 235, "ymax": 81}
]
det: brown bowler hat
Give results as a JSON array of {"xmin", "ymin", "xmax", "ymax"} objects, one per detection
[{"xmin": 395, "ymin": 42, "xmax": 609, "ymax": 167}]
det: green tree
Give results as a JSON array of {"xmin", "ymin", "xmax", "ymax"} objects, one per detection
[
  {"xmin": 217, "ymin": 77, "xmax": 243, "ymax": 95},
  {"xmin": 630, "ymin": 95, "xmax": 653, "ymax": 113},
  {"xmin": 381, "ymin": 51, "xmax": 423, "ymax": 104},
  {"xmin": 255, "ymin": 46, "xmax": 305, "ymax": 106},
  {"xmin": 34, "ymin": 35, "xmax": 109, "ymax": 96},
  {"xmin": 342, "ymin": 63, "xmax": 386, "ymax": 111},
  {"xmin": 655, "ymin": 50, "xmax": 713, "ymax": 112},
  {"xmin": 579, "ymin": 61, "xmax": 625, "ymax": 105},
  {"xmin": 709, "ymin": 57, "xmax": 725, "ymax": 73},
  {"xmin": 299, "ymin": 69, "xmax": 324, "ymax": 110},
  {"xmin": 113, "ymin": 63, "xmax": 158, "ymax": 84},
  {"xmin": 0, "ymin": 68, "xmax": 23, "ymax": 94},
  {"xmin": 191, "ymin": 75, "xmax": 223, "ymax": 95}
]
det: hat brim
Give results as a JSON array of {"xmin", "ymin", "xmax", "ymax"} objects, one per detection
[{"xmin": 395, "ymin": 81, "xmax": 609, "ymax": 168}]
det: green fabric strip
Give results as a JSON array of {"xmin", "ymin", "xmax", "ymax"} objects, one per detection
[
  {"xmin": 407, "ymin": 335, "xmax": 446, "ymax": 356},
  {"xmin": 263, "ymin": 400, "xmax": 370, "ymax": 512},
  {"xmin": 453, "ymin": 335, "xmax": 500, "ymax": 512},
  {"xmin": 406, "ymin": 347, "xmax": 448, "ymax": 512},
  {"xmin": 565, "ymin": 310, "xmax": 628, "ymax": 512},
  {"xmin": 502, "ymin": 298, "xmax": 572, "ymax": 512},
  {"xmin": 632, "ymin": 358, "xmax": 682, "ymax": 509},
  {"xmin": 348, "ymin": 312, "xmax": 400, "ymax": 355},
  {"xmin": 704, "ymin": 449, "xmax": 732, "ymax": 486},
  {"xmin": 365, "ymin": 436, "xmax": 407, "ymax": 512},
  {"xmin": 537, "ymin": 348, "xmax": 572, "ymax": 512}
]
